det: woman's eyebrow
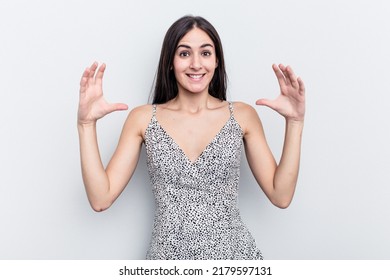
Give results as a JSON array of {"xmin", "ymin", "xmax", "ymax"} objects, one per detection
[
  {"xmin": 177, "ymin": 44, "xmax": 191, "ymax": 49},
  {"xmin": 176, "ymin": 43, "xmax": 214, "ymax": 49},
  {"xmin": 200, "ymin": 43, "xmax": 214, "ymax": 48}
]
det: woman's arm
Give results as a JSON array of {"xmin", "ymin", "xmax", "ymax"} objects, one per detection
[
  {"xmin": 237, "ymin": 64, "xmax": 305, "ymax": 209},
  {"xmin": 77, "ymin": 62, "xmax": 146, "ymax": 212}
]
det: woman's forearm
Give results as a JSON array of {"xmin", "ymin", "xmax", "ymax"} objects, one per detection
[
  {"xmin": 272, "ymin": 120, "xmax": 304, "ymax": 208},
  {"xmin": 78, "ymin": 122, "xmax": 112, "ymax": 211}
]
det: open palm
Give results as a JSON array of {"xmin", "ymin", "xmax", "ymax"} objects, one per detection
[
  {"xmin": 78, "ymin": 62, "xmax": 128, "ymax": 125},
  {"xmin": 256, "ymin": 64, "xmax": 305, "ymax": 121}
]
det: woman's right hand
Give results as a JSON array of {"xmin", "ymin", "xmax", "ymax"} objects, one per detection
[{"xmin": 78, "ymin": 62, "xmax": 128, "ymax": 126}]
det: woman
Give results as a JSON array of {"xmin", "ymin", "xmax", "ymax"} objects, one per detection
[{"xmin": 77, "ymin": 16, "xmax": 305, "ymax": 259}]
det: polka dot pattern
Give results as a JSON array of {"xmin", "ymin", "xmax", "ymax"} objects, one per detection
[{"xmin": 144, "ymin": 102, "xmax": 262, "ymax": 260}]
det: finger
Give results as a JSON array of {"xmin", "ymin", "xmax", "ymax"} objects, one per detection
[
  {"xmin": 88, "ymin": 61, "xmax": 98, "ymax": 84},
  {"xmin": 279, "ymin": 64, "xmax": 292, "ymax": 86},
  {"xmin": 272, "ymin": 64, "xmax": 287, "ymax": 87},
  {"xmin": 79, "ymin": 68, "xmax": 90, "ymax": 94},
  {"xmin": 106, "ymin": 103, "xmax": 129, "ymax": 114},
  {"xmin": 80, "ymin": 68, "xmax": 89, "ymax": 85},
  {"xmin": 286, "ymin": 65, "xmax": 299, "ymax": 89},
  {"xmin": 297, "ymin": 77, "xmax": 305, "ymax": 96},
  {"xmin": 95, "ymin": 63, "xmax": 106, "ymax": 86},
  {"xmin": 89, "ymin": 61, "xmax": 98, "ymax": 70},
  {"xmin": 255, "ymin": 98, "xmax": 278, "ymax": 111}
]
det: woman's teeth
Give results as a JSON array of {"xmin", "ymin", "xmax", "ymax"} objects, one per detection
[{"xmin": 188, "ymin": 74, "xmax": 204, "ymax": 79}]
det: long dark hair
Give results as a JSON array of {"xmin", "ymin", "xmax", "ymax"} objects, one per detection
[{"xmin": 151, "ymin": 16, "xmax": 227, "ymax": 104}]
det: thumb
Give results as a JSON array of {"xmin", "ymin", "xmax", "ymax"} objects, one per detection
[
  {"xmin": 255, "ymin": 99, "xmax": 277, "ymax": 110},
  {"xmin": 106, "ymin": 103, "xmax": 129, "ymax": 114}
]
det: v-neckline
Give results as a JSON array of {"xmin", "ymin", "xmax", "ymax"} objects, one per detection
[{"xmin": 154, "ymin": 116, "xmax": 232, "ymax": 165}]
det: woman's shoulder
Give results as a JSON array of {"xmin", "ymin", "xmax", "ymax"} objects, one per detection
[
  {"xmin": 117, "ymin": 104, "xmax": 156, "ymax": 140},
  {"xmin": 123, "ymin": 104, "xmax": 154, "ymax": 131},
  {"xmin": 232, "ymin": 101, "xmax": 258, "ymax": 117},
  {"xmin": 231, "ymin": 101, "xmax": 261, "ymax": 134},
  {"xmin": 129, "ymin": 104, "xmax": 154, "ymax": 116}
]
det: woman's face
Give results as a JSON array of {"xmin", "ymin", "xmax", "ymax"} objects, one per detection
[{"xmin": 173, "ymin": 27, "xmax": 218, "ymax": 96}]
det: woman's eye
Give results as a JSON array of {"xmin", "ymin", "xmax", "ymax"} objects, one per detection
[
  {"xmin": 202, "ymin": 51, "xmax": 212, "ymax": 56},
  {"xmin": 179, "ymin": 51, "xmax": 190, "ymax": 57}
]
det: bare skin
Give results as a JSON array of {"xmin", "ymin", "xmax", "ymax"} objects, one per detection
[{"xmin": 78, "ymin": 28, "xmax": 305, "ymax": 212}]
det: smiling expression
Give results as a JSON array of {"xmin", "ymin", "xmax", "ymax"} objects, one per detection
[{"xmin": 173, "ymin": 27, "xmax": 218, "ymax": 96}]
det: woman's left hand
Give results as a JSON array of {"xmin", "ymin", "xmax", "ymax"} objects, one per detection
[{"xmin": 256, "ymin": 64, "xmax": 305, "ymax": 122}]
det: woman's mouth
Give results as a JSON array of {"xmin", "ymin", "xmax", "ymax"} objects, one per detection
[{"xmin": 187, "ymin": 74, "xmax": 205, "ymax": 80}]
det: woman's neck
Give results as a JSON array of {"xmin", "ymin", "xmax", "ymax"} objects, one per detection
[{"xmin": 170, "ymin": 91, "xmax": 217, "ymax": 113}]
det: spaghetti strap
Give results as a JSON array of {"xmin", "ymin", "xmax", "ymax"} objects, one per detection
[
  {"xmin": 152, "ymin": 104, "xmax": 157, "ymax": 117},
  {"xmin": 228, "ymin": 101, "xmax": 234, "ymax": 116}
]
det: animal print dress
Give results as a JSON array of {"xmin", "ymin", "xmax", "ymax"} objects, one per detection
[{"xmin": 144, "ymin": 102, "xmax": 262, "ymax": 260}]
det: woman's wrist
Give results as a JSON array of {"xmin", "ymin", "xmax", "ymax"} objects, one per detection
[
  {"xmin": 285, "ymin": 117, "xmax": 304, "ymax": 126},
  {"xmin": 77, "ymin": 120, "xmax": 97, "ymax": 130}
]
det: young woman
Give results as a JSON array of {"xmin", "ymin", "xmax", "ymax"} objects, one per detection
[{"xmin": 77, "ymin": 16, "xmax": 305, "ymax": 260}]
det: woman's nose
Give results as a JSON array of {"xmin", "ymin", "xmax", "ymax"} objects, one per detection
[{"xmin": 190, "ymin": 54, "xmax": 202, "ymax": 70}]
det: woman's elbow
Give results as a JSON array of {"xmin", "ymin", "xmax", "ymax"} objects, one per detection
[
  {"xmin": 274, "ymin": 200, "xmax": 291, "ymax": 209},
  {"xmin": 271, "ymin": 196, "xmax": 293, "ymax": 209},
  {"xmin": 89, "ymin": 199, "xmax": 112, "ymax": 212},
  {"xmin": 91, "ymin": 205, "xmax": 108, "ymax": 212}
]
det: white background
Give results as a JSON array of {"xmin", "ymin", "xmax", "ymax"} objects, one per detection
[{"xmin": 1, "ymin": 0, "xmax": 389, "ymax": 259}]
